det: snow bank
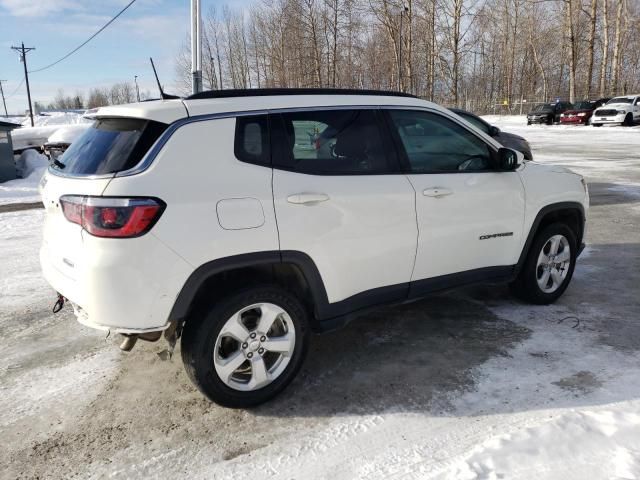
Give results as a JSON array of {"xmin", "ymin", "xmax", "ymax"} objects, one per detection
[
  {"xmin": 482, "ymin": 115, "xmax": 528, "ymax": 128},
  {"xmin": 0, "ymin": 150, "xmax": 48, "ymax": 204},
  {"xmin": 448, "ymin": 409, "xmax": 640, "ymax": 480},
  {"xmin": 11, "ymin": 112, "xmax": 92, "ymax": 152},
  {"xmin": 47, "ymin": 124, "xmax": 90, "ymax": 145},
  {"xmin": 21, "ymin": 111, "xmax": 91, "ymax": 127},
  {"xmin": 11, "ymin": 126, "xmax": 60, "ymax": 151}
]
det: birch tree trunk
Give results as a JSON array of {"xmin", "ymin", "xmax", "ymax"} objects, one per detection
[
  {"xmin": 599, "ymin": 0, "xmax": 609, "ymax": 97},
  {"xmin": 611, "ymin": 0, "xmax": 624, "ymax": 95},
  {"xmin": 585, "ymin": 0, "xmax": 597, "ymax": 98}
]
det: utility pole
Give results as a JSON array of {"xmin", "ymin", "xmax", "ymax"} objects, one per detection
[
  {"xmin": 0, "ymin": 80, "xmax": 7, "ymax": 117},
  {"xmin": 191, "ymin": 0, "xmax": 203, "ymax": 94},
  {"xmin": 11, "ymin": 43, "xmax": 35, "ymax": 127},
  {"xmin": 134, "ymin": 75, "xmax": 140, "ymax": 102}
]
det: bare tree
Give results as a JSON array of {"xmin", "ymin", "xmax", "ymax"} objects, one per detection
[{"xmin": 172, "ymin": 0, "xmax": 640, "ymax": 111}]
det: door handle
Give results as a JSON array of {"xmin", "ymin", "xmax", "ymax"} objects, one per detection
[
  {"xmin": 287, "ymin": 193, "xmax": 330, "ymax": 204},
  {"xmin": 423, "ymin": 187, "xmax": 453, "ymax": 198}
]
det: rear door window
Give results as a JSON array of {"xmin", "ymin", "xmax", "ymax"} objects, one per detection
[
  {"xmin": 271, "ymin": 109, "xmax": 395, "ymax": 174},
  {"xmin": 55, "ymin": 118, "xmax": 167, "ymax": 175}
]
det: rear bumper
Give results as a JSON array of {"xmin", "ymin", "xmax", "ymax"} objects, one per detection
[{"xmin": 40, "ymin": 232, "xmax": 193, "ymax": 334}]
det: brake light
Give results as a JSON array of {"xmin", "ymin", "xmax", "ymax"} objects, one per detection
[{"xmin": 59, "ymin": 196, "xmax": 165, "ymax": 238}]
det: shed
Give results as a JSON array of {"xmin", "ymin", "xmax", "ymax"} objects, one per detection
[{"xmin": 0, "ymin": 120, "xmax": 20, "ymax": 182}]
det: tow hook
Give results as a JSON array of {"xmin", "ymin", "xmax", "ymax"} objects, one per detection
[{"xmin": 52, "ymin": 294, "xmax": 66, "ymax": 313}]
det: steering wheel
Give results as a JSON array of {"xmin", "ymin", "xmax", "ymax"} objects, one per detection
[{"xmin": 458, "ymin": 155, "xmax": 489, "ymax": 171}]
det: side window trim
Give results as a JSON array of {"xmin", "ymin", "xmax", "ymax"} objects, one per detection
[{"xmin": 381, "ymin": 108, "xmax": 500, "ymax": 175}]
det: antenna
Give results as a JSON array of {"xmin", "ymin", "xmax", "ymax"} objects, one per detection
[
  {"xmin": 149, "ymin": 57, "xmax": 180, "ymax": 100},
  {"xmin": 150, "ymin": 57, "xmax": 164, "ymax": 97}
]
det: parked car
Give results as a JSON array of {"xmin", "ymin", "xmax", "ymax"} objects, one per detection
[
  {"xmin": 559, "ymin": 98, "xmax": 610, "ymax": 125},
  {"xmin": 450, "ymin": 108, "xmax": 533, "ymax": 160},
  {"xmin": 527, "ymin": 102, "xmax": 573, "ymax": 125},
  {"xmin": 592, "ymin": 95, "xmax": 640, "ymax": 127},
  {"xmin": 10, "ymin": 125, "xmax": 58, "ymax": 154},
  {"xmin": 40, "ymin": 88, "xmax": 589, "ymax": 408},
  {"xmin": 43, "ymin": 124, "xmax": 91, "ymax": 160}
]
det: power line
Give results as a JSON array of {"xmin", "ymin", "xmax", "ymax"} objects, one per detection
[
  {"xmin": 29, "ymin": 0, "xmax": 138, "ymax": 74},
  {"xmin": 4, "ymin": 78, "xmax": 25, "ymax": 99}
]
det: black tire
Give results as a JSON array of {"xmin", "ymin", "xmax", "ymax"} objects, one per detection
[
  {"xmin": 527, "ymin": 121, "xmax": 531, "ymax": 125},
  {"xmin": 546, "ymin": 116, "xmax": 553, "ymax": 125},
  {"xmin": 624, "ymin": 113, "xmax": 634, "ymax": 126},
  {"xmin": 510, "ymin": 222, "xmax": 577, "ymax": 305},
  {"xmin": 592, "ymin": 123, "xmax": 602, "ymax": 127},
  {"xmin": 181, "ymin": 285, "xmax": 310, "ymax": 408}
]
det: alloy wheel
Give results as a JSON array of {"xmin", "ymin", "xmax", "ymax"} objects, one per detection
[
  {"xmin": 536, "ymin": 234, "xmax": 571, "ymax": 293},
  {"xmin": 213, "ymin": 303, "xmax": 296, "ymax": 391}
]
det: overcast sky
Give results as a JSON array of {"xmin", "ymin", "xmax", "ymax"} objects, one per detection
[{"xmin": 0, "ymin": 0, "xmax": 247, "ymax": 115}]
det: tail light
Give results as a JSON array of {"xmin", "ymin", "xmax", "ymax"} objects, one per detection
[{"xmin": 60, "ymin": 196, "xmax": 165, "ymax": 238}]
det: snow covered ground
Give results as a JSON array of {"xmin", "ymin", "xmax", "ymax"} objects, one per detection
[
  {"xmin": 0, "ymin": 150, "xmax": 49, "ymax": 205},
  {"xmin": 1, "ymin": 120, "xmax": 639, "ymax": 479}
]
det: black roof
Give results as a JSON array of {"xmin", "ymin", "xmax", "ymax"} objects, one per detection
[
  {"xmin": 0, "ymin": 120, "xmax": 21, "ymax": 130},
  {"xmin": 186, "ymin": 88, "xmax": 416, "ymax": 100}
]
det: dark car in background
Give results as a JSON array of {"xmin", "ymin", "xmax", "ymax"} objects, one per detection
[
  {"xmin": 527, "ymin": 102, "xmax": 573, "ymax": 125},
  {"xmin": 450, "ymin": 108, "xmax": 533, "ymax": 160},
  {"xmin": 560, "ymin": 98, "xmax": 610, "ymax": 125}
]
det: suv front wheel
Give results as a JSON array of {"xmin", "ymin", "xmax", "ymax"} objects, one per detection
[
  {"xmin": 181, "ymin": 285, "xmax": 310, "ymax": 408},
  {"xmin": 510, "ymin": 223, "xmax": 577, "ymax": 304}
]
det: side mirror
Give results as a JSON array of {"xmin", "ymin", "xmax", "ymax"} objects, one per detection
[
  {"xmin": 497, "ymin": 147, "xmax": 522, "ymax": 171},
  {"xmin": 489, "ymin": 125, "xmax": 500, "ymax": 137}
]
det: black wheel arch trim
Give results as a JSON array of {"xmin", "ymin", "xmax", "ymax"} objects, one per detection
[
  {"xmin": 515, "ymin": 201, "xmax": 586, "ymax": 274},
  {"xmin": 168, "ymin": 251, "xmax": 283, "ymax": 323},
  {"xmin": 168, "ymin": 250, "xmax": 408, "ymax": 333}
]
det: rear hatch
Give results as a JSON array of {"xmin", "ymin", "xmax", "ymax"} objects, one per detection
[{"xmin": 40, "ymin": 118, "xmax": 168, "ymax": 287}]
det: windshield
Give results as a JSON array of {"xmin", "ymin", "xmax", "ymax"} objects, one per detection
[
  {"xmin": 533, "ymin": 104, "xmax": 553, "ymax": 112},
  {"xmin": 457, "ymin": 112, "xmax": 489, "ymax": 134},
  {"xmin": 54, "ymin": 118, "xmax": 167, "ymax": 175},
  {"xmin": 572, "ymin": 101, "xmax": 593, "ymax": 110},
  {"xmin": 607, "ymin": 97, "xmax": 633, "ymax": 104}
]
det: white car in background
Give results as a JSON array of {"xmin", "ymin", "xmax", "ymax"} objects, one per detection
[{"xmin": 592, "ymin": 95, "xmax": 640, "ymax": 127}]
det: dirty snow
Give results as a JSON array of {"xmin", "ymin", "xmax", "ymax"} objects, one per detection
[{"xmin": 1, "ymin": 119, "xmax": 639, "ymax": 479}]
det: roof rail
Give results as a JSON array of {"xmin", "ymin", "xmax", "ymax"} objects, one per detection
[{"xmin": 185, "ymin": 88, "xmax": 417, "ymax": 100}]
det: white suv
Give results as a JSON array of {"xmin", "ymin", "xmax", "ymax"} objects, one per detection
[
  {"xmin": 592, "ymin": 94, "xmax": 640, "ymax": 126},
  {"xmin": 40, "ymin": 89, "xmax": 589, "ymax": 407}
]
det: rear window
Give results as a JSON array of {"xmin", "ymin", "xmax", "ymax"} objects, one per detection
[{"xmin": 54, "ymin": 118, "xmax": 168, "ymax": 175}]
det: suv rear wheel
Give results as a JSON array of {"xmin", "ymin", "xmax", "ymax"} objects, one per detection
[
  {"xmin": 181, "ymin": 285, "xmax": 310, "ymax": 408},
  {"xmin": 510, "ymin": 223, "xmax": 577, "ymax": 304}
]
